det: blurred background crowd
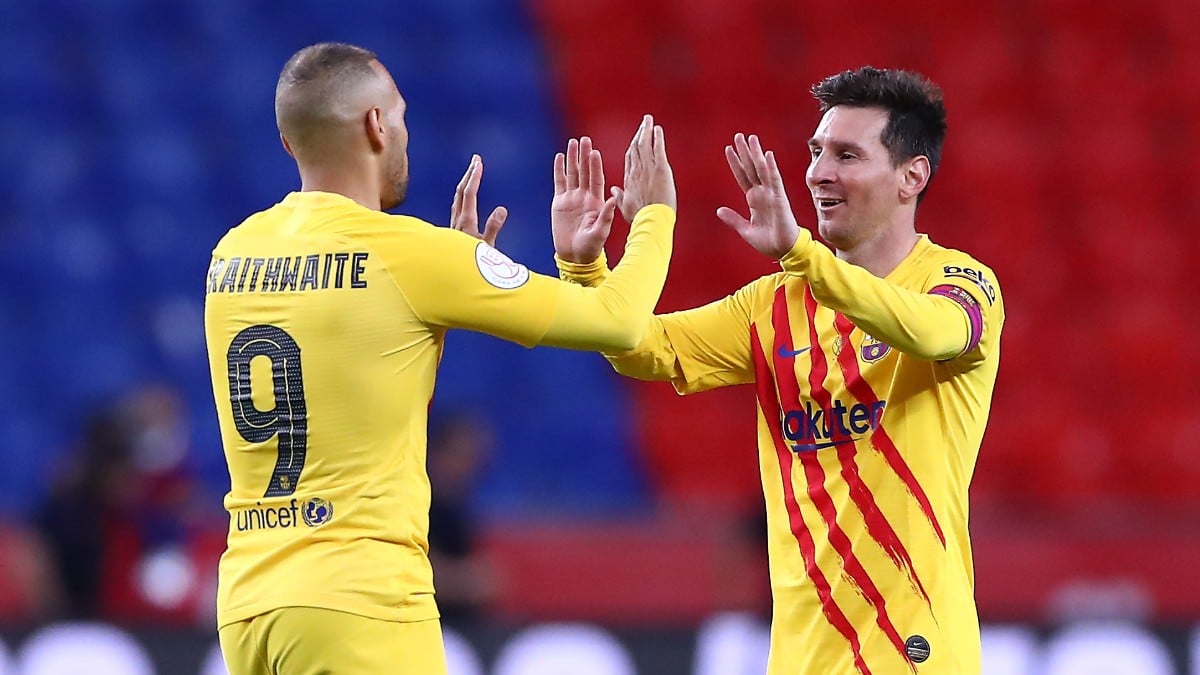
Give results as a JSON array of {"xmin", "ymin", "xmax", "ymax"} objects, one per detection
[{"xmin": 1, "ymin": 0, "xmax": 1198, "ymax": 672}]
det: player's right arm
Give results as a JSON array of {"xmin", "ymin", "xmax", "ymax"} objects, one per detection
[
  {"xmin": 376, "ymin": 205, "xmax": 672, "ymax": 352},
  {"xmin": 558, "ymin": 259, "xmax": 776, "ymax": 394},
  {"xmin": 383, "ymin": 117, "xmax": 678, "ymax": 353}
]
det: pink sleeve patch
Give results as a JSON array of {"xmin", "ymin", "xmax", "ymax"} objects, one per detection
[{"xmin": 929, "ymin": 284, "xmax": 983, "ymax": 354}]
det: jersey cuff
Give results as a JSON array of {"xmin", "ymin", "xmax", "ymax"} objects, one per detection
[
  {"xmin": 929, "ymin": 284, "xmax": 984, "ymax": 355},
  {"xmin": 555, "ymin": 251, "xmax": 608, "ymax": 286},
  {"xmin": 778, "ymin": 230, "xmax": 817, "ymax": 273},
  {"xmin": 633, "ymin": 203, "xmax": 677, "ymax": 226}
]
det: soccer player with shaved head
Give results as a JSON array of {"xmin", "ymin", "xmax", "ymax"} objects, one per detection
[
  {"xmin": 205, "ymin": 42, "xmax": 677, "ymax": 675},
  {"xmin": 555, "ymin": 67, "xmax": 1004, "ymax": 674}
]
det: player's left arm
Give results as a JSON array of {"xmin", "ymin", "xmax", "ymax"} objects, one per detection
[
  {"xmin": 559, "ymin": 256, "xmax": 773, "ymax": 393},
  {"xmin": 716, "ymin": 131, "xmax": 1000, "ymax": 362},
  {"xmin": 784, "ymin": 241, "xmax": 1001, "ymax": 362}
]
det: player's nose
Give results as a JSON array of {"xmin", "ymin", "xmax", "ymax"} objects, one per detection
[{"xmin": 806, "ymin": 154, "xmax": 835, "ymax": 187}]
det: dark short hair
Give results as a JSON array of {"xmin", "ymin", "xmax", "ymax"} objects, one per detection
[
  {"xmin": 812, "ymin": 66, "xmax": 947, "ymax": 201},
  {"xmin": 275, "ymin": 43, "xmax": 381, "ymax": 146}
]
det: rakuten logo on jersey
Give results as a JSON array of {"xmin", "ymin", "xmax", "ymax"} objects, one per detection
[{"xmin": 781, "ymin": 400, "xmax": 887, "ymax": 452}]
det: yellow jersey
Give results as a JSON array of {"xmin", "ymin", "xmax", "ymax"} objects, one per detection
[
  {"xmin": 205, "ymin": 191, "xmax": 673, "ymax": 628},
  {"xmin": 560, "ymin": 233, "xmax": 1003, "ymax": 674}
]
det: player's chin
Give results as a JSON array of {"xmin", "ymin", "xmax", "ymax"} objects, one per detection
[
  {"xmin": 384, "ymin": 181, "xmax": 409, "ymax": 210},
  {"xmin": 816, "ymin": 219, "xmax": 857, "ymax": 249},
  {"xmin": 815, "ymin": 217, "xmax": 841, "ymax": 243}
]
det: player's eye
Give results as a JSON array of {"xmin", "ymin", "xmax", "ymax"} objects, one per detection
[
  {"xmin": 840, "ymin": 152, "xmax": 857, "ymax": 161},
  {"xmin": 809, "ymin": 147, "xmax": 822, "ymax": 158}
]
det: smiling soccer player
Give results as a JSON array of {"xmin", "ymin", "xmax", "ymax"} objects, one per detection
[{"xmin": 555, "ymin": 67, "xmax": 1004, "ymax": 674}]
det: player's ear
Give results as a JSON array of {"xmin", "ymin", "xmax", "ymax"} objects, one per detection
[
  {"xmin": 280, "ymin": 133, "xmax": 296, "ymax": 159},
  {"xmin": 365, "ymin": 107, "xmax": 386, "ymax": 153},
  {"xmin": 900, "ymin": 155, "xmax": 930, "ymax": 201}
]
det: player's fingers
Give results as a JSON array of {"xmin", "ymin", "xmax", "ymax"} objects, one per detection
[
  {"xmin": 623, "ymin": 117, "xmax": 642, "ymax": 179},
  {"xmin": 726, "ymin": 144, "xmax": 752, "ymax": 193},
  {"xmin": 587, "ymin": 147, "xmax": 605, "ymax": 199},
  {"xmin": 633, "ymin": 117, "xmax": 651, "ymax": 174},
  {"xmin": 733, "ymin": 133, "xmax": 761, "ymax": 184},
  {"xmin": 553, "ymin": 152, "xmax": 566, "ymax": 195},
  {"xmin": 716, "ymin": 205, "xmax": 751, "ymax": 233},
  {"xmin": 565, "ymin": 138, "xmax": 580, "ymax": 189},
  {"xmin": 451, "ymin": 159, "xmax": 474, "ymax": 226},
  {"xmin": 625, "ymin": 121, "xmax": 638, "ymax": 170},
  {"xmin": 463, "ymin": 154, "xmax": 482, "ymax": 228},
  {"xmin": 579, "ymin": 136, "xmax": 593, "ymax": 192},
  {"xmin": 748, "ymin": 135, "xmax": 771, "ymax": 187},
  {"xmin": 652, "ymin": 125, "xmax": 669, "ymax": 169},
  {"xmin": 624, "ymin": 141, "xmax": 636, "ymax": 186},
  {"xmin": 455, "ymin": 157, "xmax": 473, "ymax": 194},
  {"xmin": 483, "ymin": 206, "xmax": 507, "ymax": 247},
  {"xmin": 594, "ymin": 195, "xmax": 618, "ymax": 239},
  {"xmin": 636, "ymin": 115, "xmax": 653, "ymax": 165},
  {"xmin": 450, "ymin": 188, "xmax": 463, "ymax": 229},
  {"xmin": 765, "ymin": 150, "xmax": 788, "ymax": 195},
  {"xmin": 611, "ymin": 186, "xmax": 634, "ymax": 223}
]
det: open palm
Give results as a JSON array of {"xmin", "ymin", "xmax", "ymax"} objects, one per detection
[
  {"xmin": 717, "ymin": 133, "xmax": 803, "ymax": 259},
  {"xmin": 551, "ymin": 136, "xmax": 616, "ymax": 264}
]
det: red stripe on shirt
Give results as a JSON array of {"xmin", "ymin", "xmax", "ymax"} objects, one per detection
[
  {"xmin": 751, "ymin": 322, "xmax": 871, "ymax": 675},
  {"xmin": 800, "ymin": 289, "xmax": 932, "ymax": 604},
  {"xmin": 831, "ymin": 310, "xmax": 947, "ymax": 547},
  {"xmin": 784, "ymin": 289, "xmax": 914, "ymax": 669}
]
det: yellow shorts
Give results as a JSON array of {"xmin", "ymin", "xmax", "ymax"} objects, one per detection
[{"xmin": 218, "ymin": 607, "xmax": 448, "ymax": 675}]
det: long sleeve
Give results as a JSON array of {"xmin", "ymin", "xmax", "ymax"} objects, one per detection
[
  {"xmin": 558, "ymin": 254, "xmax": 778, "ymax": 394},
  {"xmin": 536, "ymin": 205, "xmax": 675, "ymax": 350},
  {"xmin": 779, "ymin": 234, "xmax": 992, "ymax": 362},
  {"xmin": 383, "ymin": 204, "xmax": 674, "ymax": 352}
]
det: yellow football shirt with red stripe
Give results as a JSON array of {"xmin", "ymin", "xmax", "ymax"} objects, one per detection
[
  {"xmin": 559, "ymin": 232, "xmax": 1002, "ymax": 674},
  {"xmin": 204, "ymin": 191, "xmax": 674, "ymax": 629}
]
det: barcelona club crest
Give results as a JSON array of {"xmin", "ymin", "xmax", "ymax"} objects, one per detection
[{"xmin": 861, "ymin": 335, "xmax": 891, "ymax": 363}]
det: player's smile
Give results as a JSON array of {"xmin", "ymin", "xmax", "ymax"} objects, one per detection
[{"xmin": 815, "ymin": 196, "xmax": 845, "ymax": 212}]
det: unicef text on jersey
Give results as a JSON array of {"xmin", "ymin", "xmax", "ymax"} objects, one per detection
[{"xmin": 232, "ymin": 497, "xmax": 335, "ymax": 532}]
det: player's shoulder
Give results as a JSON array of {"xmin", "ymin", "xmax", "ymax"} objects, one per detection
[
  {"xmin": 736, "ymin": 270, "xmax": 789, "ymax": 305},
  {"xmin": 921, "ymin": 238, "xmax": 1002, "ymax": 308},
  {"xmin": 211, "ymin": 208, "xmax": 273, "ymax": 253},
  {"xmin": 352, "ymin": 213, "xmax": 480, "ymax": 254},
  {"xmin": 921, "ymin": 238, "xmax": 994, "ymax": 273},
  {"xmin": 342, "ymin": 211, "xmax": 433, "ymax": 240}
]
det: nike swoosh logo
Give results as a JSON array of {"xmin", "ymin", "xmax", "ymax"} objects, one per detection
[
  {"xmin": 790, "ymin": 439, "xmax": 858, "ymax": 452},
  {"xmin": 777, "ymin": 345, "xmax": 811, "ymax": 358}
]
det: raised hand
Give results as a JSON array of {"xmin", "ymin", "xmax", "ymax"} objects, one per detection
[
  {"xmin": 611, "ymin": 115, "xmax": 676, "ymax": 222},
  {"xmin": 716, "ymin": 133, "xmax": 803, "ymax": 259},
  {"xmin": 551, "ymin": 135, "xmax": 618, "ymax": 264},
  {"xmin": 451, "ymin": 154, "xmax": 508, "ymax": 248}
]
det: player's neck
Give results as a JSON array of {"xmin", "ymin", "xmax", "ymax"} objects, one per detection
[
  {"xmin": 296, "ymin": 164, "xmax": 382, "ymax": 211},
  {"xmin": 835, "ymin": 222, "xmax": 919, "ymax": 278}
]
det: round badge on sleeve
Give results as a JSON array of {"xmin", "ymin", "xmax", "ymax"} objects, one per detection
[
  {"xmin": 905, "ymin": 635, "xmax": 930, "ymax": 663},
  {"xmin": 475, "ymin": 242, "xmax": 529, "ymax": 289}
]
